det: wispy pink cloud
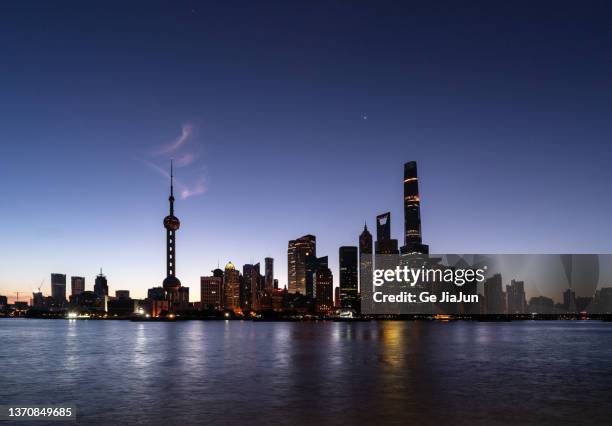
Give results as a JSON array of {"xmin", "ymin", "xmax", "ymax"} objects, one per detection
[
  {"xmin": 180, "ymin": 178, "xmax": 207, "ymax": 199},
  {"xmin": 140, "ymin": 158, "xmax": 207, "ymax": 199},
  {"xmin": 152, "ymin": 123, "xmax": 194, "ymax": 156},
  {"xmin": 174, "ymin": 152, "xmax": 198, "ymax": 167}
]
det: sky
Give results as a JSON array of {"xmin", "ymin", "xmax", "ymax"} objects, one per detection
[{"xmin": 1, "ymin": 0, "xmax": 611, "ymax": 302}]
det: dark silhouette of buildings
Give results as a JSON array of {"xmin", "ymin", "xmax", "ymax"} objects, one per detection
[
  {"xmin": 528, "ymin": 296, "xmax": 554, "ymax": 314},
  {"xmin": 484, "ymin": 274, "xmax": 505, "ymax": 314},
  {"xmin": 147, "ymin": 286, "xmax": 165, "ymax": 301},
  {"xmin": 51, "ymin": 273, "xmax": 66, "ymax": 304},
  {"xmin": 506, "ymin": 280, "xmax": 526, "ymax": 314},
  {"xmin": 242, "ymin": 263, "xmax": 262, "ymax": 311},
  {"xmin": 178, "ymin": 287, "xmax": 189, "ymax": 308},
  {"xmin": 375, "ymin": 213, "xmax": 399, "ymax": 254},
  {"xmin": 339, "ymin": 246, "xmax": 359, "ymax": 310},
  {"xmin": 359, "ymin": 222, "xmax": 372, "ymax": 286},
  {"xmin": 563, "ymin": 288, "xmax": 577, "ymax": 312},
  {"xmin": 115, "ymin": 290, "xmax": 130, "ymax": 300},
  {"xmin": 94, "ymin": 269, "xmax": 108, "ymax": 298},
  {"xmin": 265, "ymin": 257, "xmax": 274, "ymax": 293},
  {"xmin": 71, "ymin": 276, "xmax": 85, "ymax": 297},
  {"xmin": 401, "ymin": 161, "xmax": 429, "ymax": 255},
  {"xmin": 162, "ymin": 160, "xmax": 182, "ymax": 306}
]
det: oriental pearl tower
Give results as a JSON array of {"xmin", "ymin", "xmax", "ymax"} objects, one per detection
[{"xmin": 163, "ymin": 160, "xmax": 181, "ymax": 305}]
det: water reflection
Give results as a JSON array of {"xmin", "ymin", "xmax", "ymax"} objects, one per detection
[{"xmin": 1, "ymin": 319, "xmax": 611, "ymax": 425}]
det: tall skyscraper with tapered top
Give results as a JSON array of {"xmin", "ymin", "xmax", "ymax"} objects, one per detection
[
  {"xmin": 359, "ymin": 222, "xmax": 373, "ymax": 299},
  {"xmin": 162, "ymin": 161, "xmax": 182, "ymax": 306},
  {"xmin": 401, "ymin": 161, "xmax": 429, "ymax": 254}
]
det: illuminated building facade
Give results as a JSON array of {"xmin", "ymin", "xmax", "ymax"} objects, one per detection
[
  {"xmin": 224, "ymin": 262, "xmax": 240, "ymax": 311},
  {"xmin": 401, "ymin": 161, "xmax": 429, "ymax": 255},
  {"xmin": 287, "ymin": 235, "xmax": 316, "ymax": 295},
  {"xmin": 339, "ymin": 246, "xmax": 359, "ymax": 310},
  {"xmin": 314, "ymin": 266, "xmax": 333, "ymax": 313},
  {"xmin": 201, "ymin": 274, "xmax": 223, "ymax": 310}
]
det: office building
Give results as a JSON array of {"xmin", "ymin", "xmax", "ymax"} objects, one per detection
[
  {"xmin": 71, "ymin": 276, "xmax": 85, "ymax": 297},
  {"xmin": 506, "ymin": 280, "xmax": 526, "ymax": 314},
  {"xmin": 484, "ymin": 274, "xmax": 505, "ymax": 314},
  {"xmin": 314, "ymin": 266, "xmax": 333, "ymax": 314},
  {"xmin": 201, "ymin": 274, "xmax": 223, "ymax": 310},
  {"xmin": 94, "ymin": 269, "xmax": 108, "ymax": 298},
  {"xmin": 265, "ymin": 257, "xmax": 274, "ymax": 292},
  {"xmin": 287, "ymin": 235, "xmax": 316, "ymax": 295},
  {"xmin": 224, "ymin": 262, "xmax": 240, "ymax": 311},
  {"xmin": 51, "ymin": 273, "xmax": 66, "ymax": 303},
  {"xmin": 375, "ymin": 213, "xmax": 399, "ymax": 254},
  {"xmin": 339, "ymin": 246, "xmax": 359, "ymax": 310}
]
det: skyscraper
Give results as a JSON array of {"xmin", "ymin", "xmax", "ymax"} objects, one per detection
[
  {"xmin": 94, "ymin": 269, "xmax": 108, "ymax": 298},
  {"xmin": 265, "ymin": 257, "xmax": 274, "ymax": 293},
  {"xmin": 506, "ymin": 280, "xmax": 526, "ymax": 314},
  {"xmin": 375, "ymin": 212, "xmax": 398, "ymax": 254},
  {"xmin": 71, "ymin": 276, "xmax": 85, "ymax": 297},
  {"xmin": 201, "ymin": 273, "xmax": 223, "ymax": 310},
  {"xmin": 162, "ymin": 161, "xmax": 182, "ymax": 305},
  {"xmin": 359, "ymin": 223, "xmax": 373, "ymax": 291},
  {"xmin": 485, "ymin": 274, "xmax": 505, "ymax": 314},
  {"xmin": 224, "ymin": 261, "xmax": 240, "ymax": 311},
  {"xmin": 51, "ymin": 273, "xmax": 66, "ymax": 303},
  {"xmin": 359, "ymin": 223, "xmax": 373, "ymax": 312},
  {"xmin": 242, "ymin": 263, "xmax": 261, "ymax": 311},
  {"xmin": 401, "ymin": 161, "xmax": 429, "ymax": 255},
  {"xmin": 314, "ymin": 266, "xmax": 333, "ymax": 314},
  {"xmin": 287, "ymin": 235, "xmax": 316, "ymax": 295},
  {"xmin": 339, "ymin": 246, "xmax": 359, "ymax": 310}
]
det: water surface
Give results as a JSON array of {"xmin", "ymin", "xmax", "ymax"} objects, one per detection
[{"xmin": 1, "ymin": 319, "xmax": 611, "ymax": 425}]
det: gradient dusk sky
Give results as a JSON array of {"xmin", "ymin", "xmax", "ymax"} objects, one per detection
[{"xmin": 1, "ymin": 1, "xmax": 611, "ymax": 301}]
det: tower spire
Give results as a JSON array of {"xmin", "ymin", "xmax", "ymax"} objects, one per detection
[{"xmin": 169, "ymin": 159, "xmax": 175, "ymax": 215}]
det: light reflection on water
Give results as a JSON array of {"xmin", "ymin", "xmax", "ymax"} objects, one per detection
[{"xmin": 1, "ymin": 319, "xmax": 611, "ymax": 425}]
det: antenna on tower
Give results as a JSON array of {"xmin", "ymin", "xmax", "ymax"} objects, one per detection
[{"xmin": 170, "ymin": 159, "xmax": 174, "ymax": 195}]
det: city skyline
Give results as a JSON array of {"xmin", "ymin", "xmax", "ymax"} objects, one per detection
[
  {"xmin": 2, "ymin": 1, "xmax": 612, "ymax": 302},
  {"xmin": 5, "ymin": 159, "xmax": 610, "ymax": 312}
]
